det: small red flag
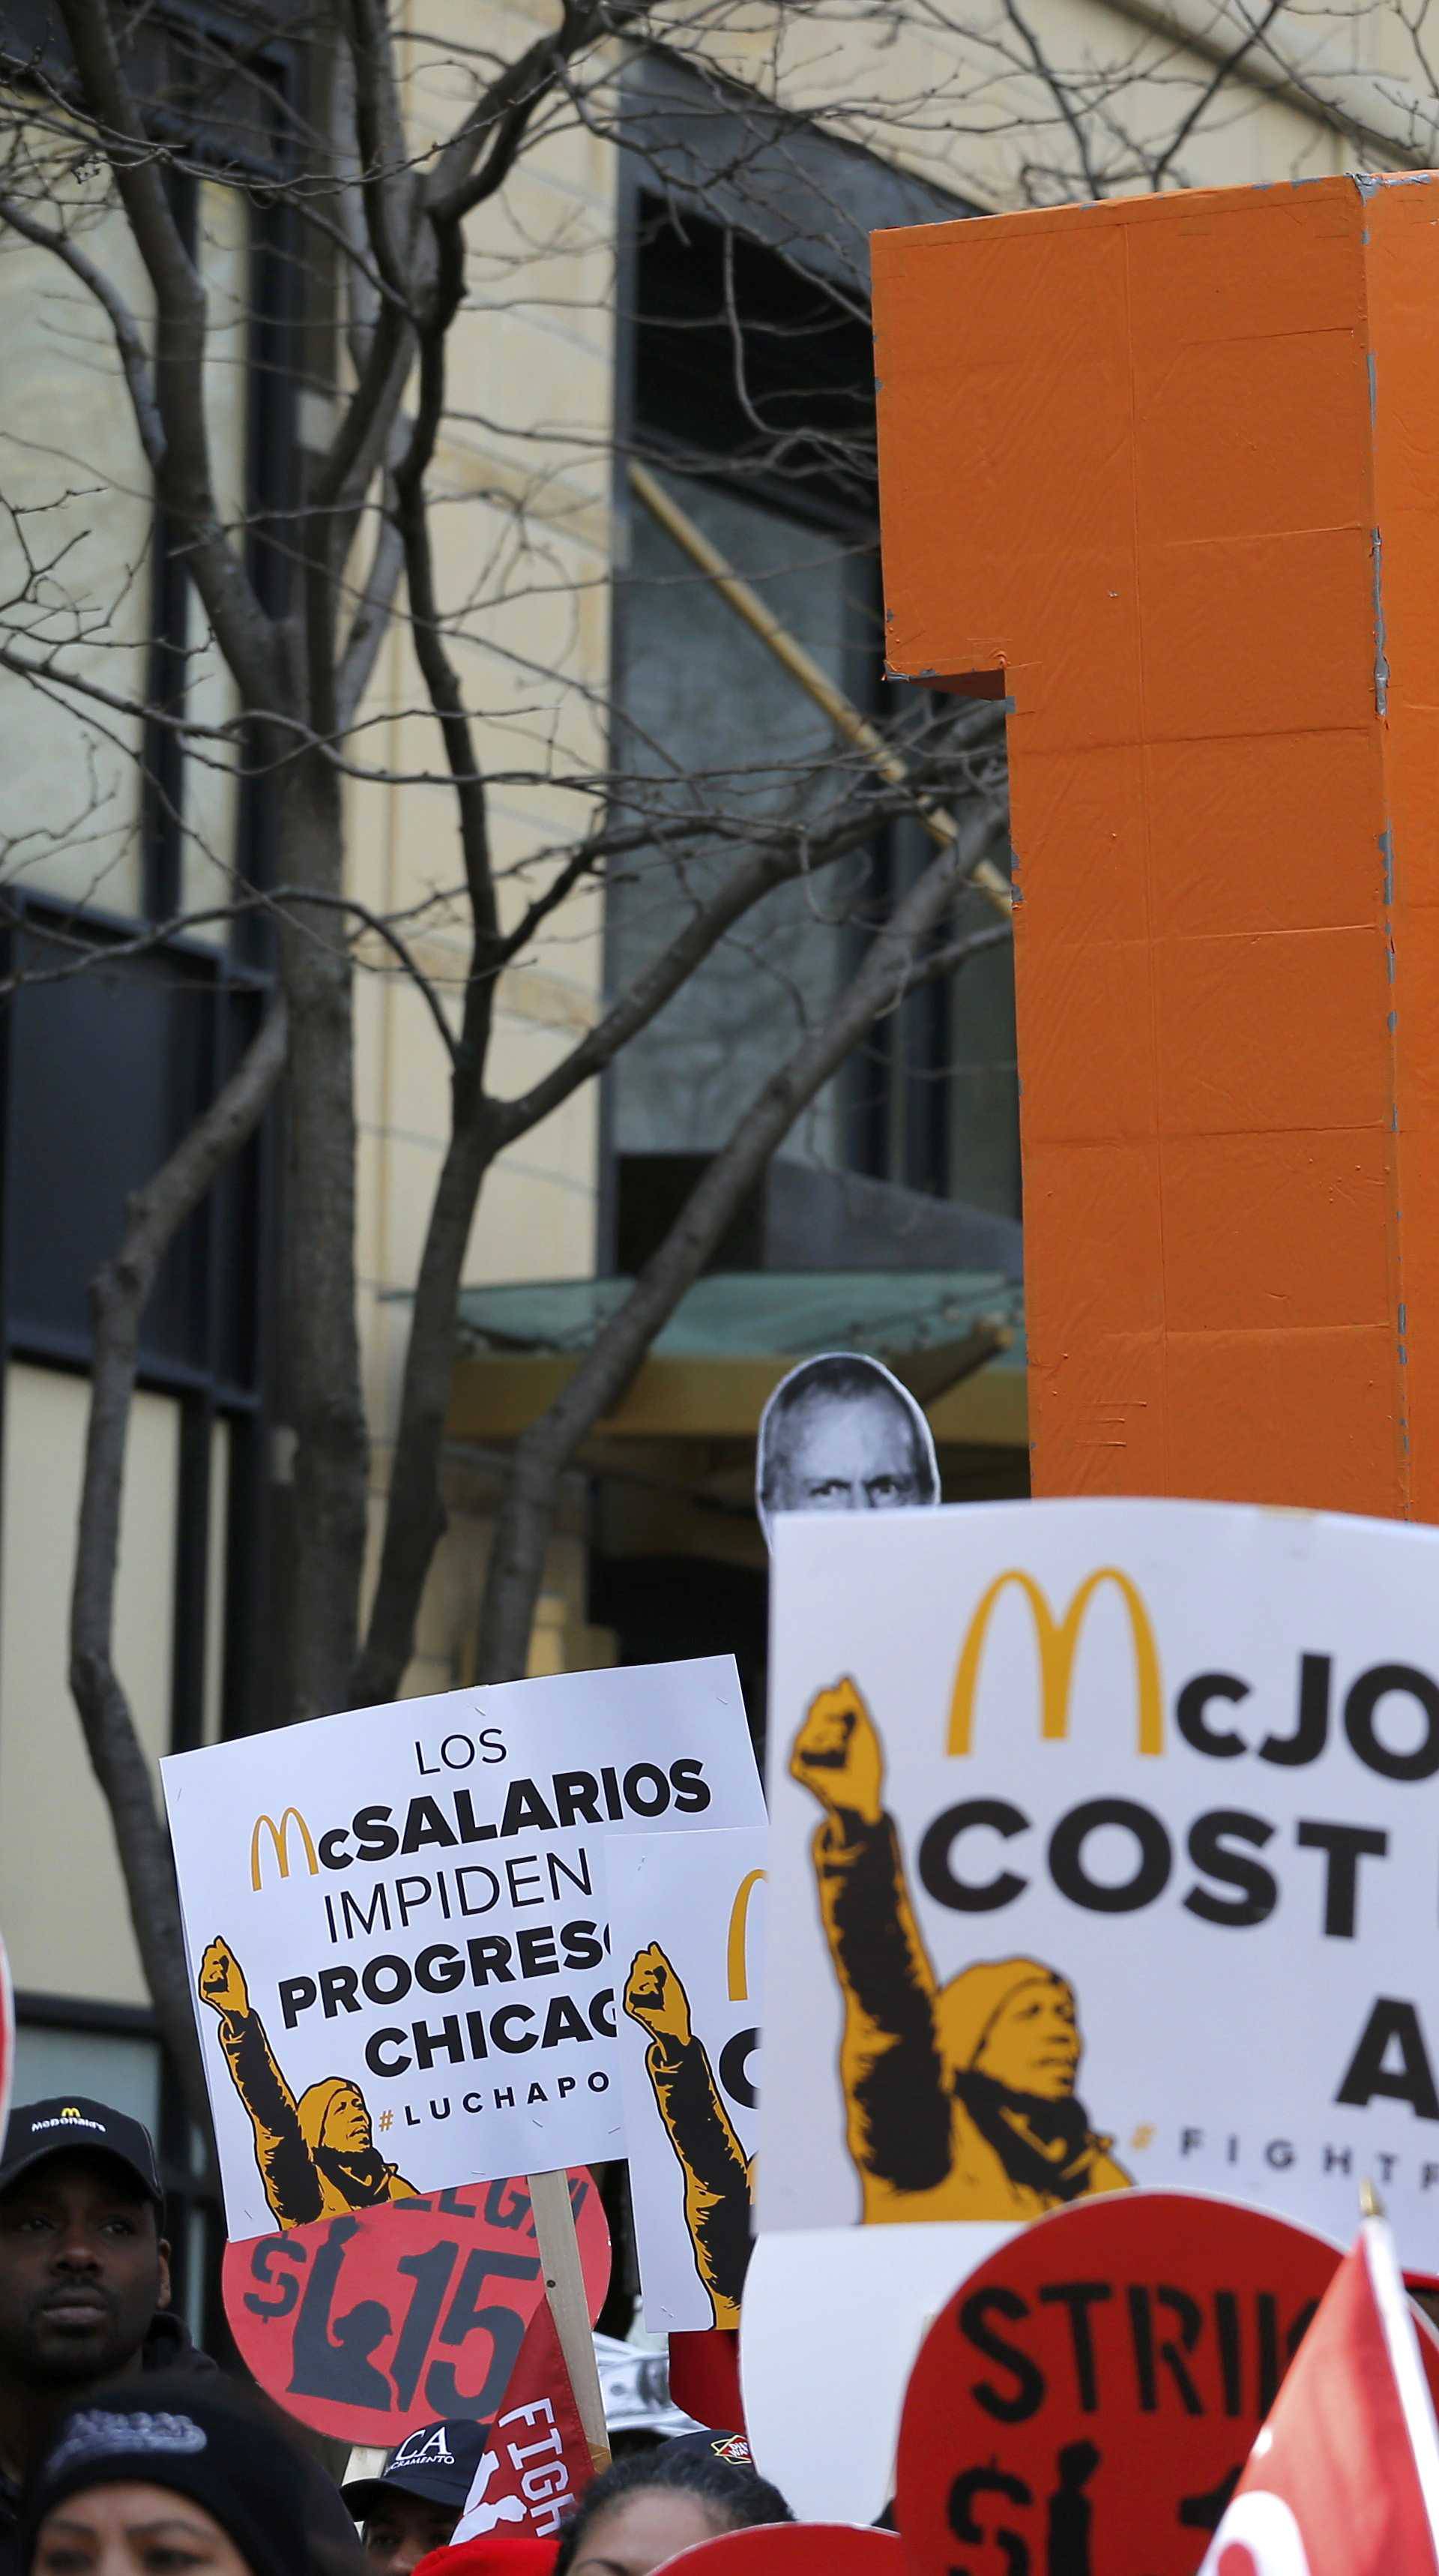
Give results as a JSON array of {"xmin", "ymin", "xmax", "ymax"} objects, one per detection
[
  {"xmin": 453, "ymin": 2301, "xmax": 596, "ymax": 2547},
  {"xmin": 1198, "ymin": 2214, "xmax": 1439, "ymax": 2576}
]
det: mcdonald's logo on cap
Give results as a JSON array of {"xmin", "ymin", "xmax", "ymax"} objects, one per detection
[
  {"xmin": 726, "ymin": 1868, "xmax": 765, "ymax": 2003},
  {"xmin": 250, "ymin": 1807, "xmax": 319, "ymax": 1892},
  {"xmin": 947, "ymin": 1568, "xmax": 1163, "ymax": 1757}
]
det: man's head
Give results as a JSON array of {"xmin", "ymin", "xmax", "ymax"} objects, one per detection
[
  {"xmin": 938, "ymin": 1962, "xmax": 1082, "ymax": 2104},
  {"xmin": 343, "ymin": 2422, "xmax": 491, "ymax": 2575},
  {"xmin": 0, "ymin": 2101, "xmax": 169, "ymax": 2395},
  {"xmin": 755, "ymin": 1354, "xmax": 939, "ymax": 1542}
]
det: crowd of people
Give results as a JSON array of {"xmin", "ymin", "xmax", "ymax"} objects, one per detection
[{"xmin": 0, "ymin": 2096, "xmax": 794, "ymax": 2576}]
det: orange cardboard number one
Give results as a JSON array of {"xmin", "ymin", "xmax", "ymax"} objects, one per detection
[{"xmin": 875, "ymin": 175, "xmax": 1439, "ymax": 1518}]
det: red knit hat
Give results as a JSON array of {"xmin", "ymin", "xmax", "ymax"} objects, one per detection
[{"xmin": 412, "ymin": 2539, "xmax": 558, "ymax": 2576}]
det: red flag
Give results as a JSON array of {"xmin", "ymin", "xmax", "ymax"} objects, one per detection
[
  {"xmin": 668, "ymin": 2329, "xmax": 746, "ymax": 2437},
  {"xmin": 453, "ymin": 2302, "xmax": 596, "ymax": 2547},
  {"xmin": 1198, "ymin": 2215, "xmax": 1439, "ymax": 2576}
]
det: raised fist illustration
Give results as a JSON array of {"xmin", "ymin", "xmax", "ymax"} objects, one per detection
[
  {"xmin": 198, "ymin": 1936, "xmax": 249, "ymax": 2024},
  {"xmin": 790, "ymin": 1679, "xmax": 884, "ymax": 1828},
  {"xmin": 624, "ymin": 1943, "xmax": 693, "ymax": 2049}
]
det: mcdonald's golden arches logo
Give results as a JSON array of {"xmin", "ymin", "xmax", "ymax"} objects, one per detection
[
  {"xmin": 250, "ymin": 1807, "xmax": 319, "ymax": 1892},
  {"xmin": 947, "ymin": 1567, "xmax": 1163, "ymax": 1757},
  {"xmin": 726, "ymin": 1869, "xmax": 765, "ymax": 2003}
]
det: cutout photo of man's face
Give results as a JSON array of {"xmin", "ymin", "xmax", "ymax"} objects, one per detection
[
  {"xmin": 756, "ymin": 1352, "xmax": 938, "ymax": 1544},
  {"xmin": 773, "ymin": 1388, "xmax": 923, "ymax": 1514}
]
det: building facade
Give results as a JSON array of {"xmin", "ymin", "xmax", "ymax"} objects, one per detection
[{"xmin": 0, "ymin": 0, "xmax": 1419, "ymax": 2326}]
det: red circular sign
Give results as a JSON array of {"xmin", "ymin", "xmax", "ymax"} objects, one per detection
[
  {"xmin": 669, "ymin": 2530, "xmax": 902, "ymax": 2576},
  {"xmin": 223, "ymin": 2169, "xmax": 609, "ymax": 2443},
  {"xmin": 896, "ymin": 2191, "xmax": 1353, "ymax": 2576}
]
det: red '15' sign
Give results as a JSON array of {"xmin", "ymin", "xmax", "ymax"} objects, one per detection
[{"xmin": 223, "ymin": 2170, "xmax": 609, "ymax": 2444}]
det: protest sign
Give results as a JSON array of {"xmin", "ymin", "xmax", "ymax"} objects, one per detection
[
  {"xmin": 163, "ymin": 1656, "xmax": 761, "ymax": 2237},
  {"xmin": 609, "ymin": 1827, "xmax": 764, "ymax": 2329},
  {"xmin": 761, "ymin": 1498, "xmax": 1439, "ymax": 2263},
  {"xmin": 895, "ymin": 2190, "xmax": 1360, "ymax": 2576},
  {"xmin": 595, "ymin": 2335, "xmax": 703, "ymax": 2440},
  {"xmin": 222, "ymin": 2168, "xmax": 609, "ymax": 2443},
  {"xmin": 740, "ymin": 2221, "xmax": 1005, "ymax": 2523}
]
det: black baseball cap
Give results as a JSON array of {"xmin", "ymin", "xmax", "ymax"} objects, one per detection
[
  {"xmin": 0, "ymin": 2098, "xmax": 164, "ymax": 2209},
  {"xmin": 342, "ymin": 2422, "xmax": 493, "ymax": 2520},
  {"xmin": 663, "ymin": 2432, "xmax": 753, "ymax": 2470}
]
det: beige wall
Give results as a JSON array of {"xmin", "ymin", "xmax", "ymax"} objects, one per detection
[{"xmin": 0, "ymin": 1366, "xmax": 181, "ymax": 2005}]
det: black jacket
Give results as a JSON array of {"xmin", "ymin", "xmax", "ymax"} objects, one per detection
[{"xmin": 0, "ymin": 2311, "xmax": 214, "ymax": 2576}]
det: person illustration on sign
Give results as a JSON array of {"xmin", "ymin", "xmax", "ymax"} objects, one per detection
[
  {"xmin": 197, "ymin": 1935, "xmax": 415, "ymax": 2227},
  {"xmin": 789, "ymin": 1680, "xmax": 1130, "ymax": 2223},
  {"xmin": 755, "ymin": 1352, "xmax": 939, "ymax": 1544},
  {"xmin": 622, "ymin": 1945, "xmax": 752, "ymax": 2328}
]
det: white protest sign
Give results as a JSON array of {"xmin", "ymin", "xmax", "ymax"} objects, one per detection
[
  {"xmin": 162, "ymin": 1656, "xmax": 761, "ymax": 2237},
  {"xmin": 739, "ymin": 2221, "xmax": 1007, "ymax": 2523},
  {"xmin": 760, "ymin": 1498, "xmax": 1439, "ymax": 2266},
  {"xmin": 609, "ymin": 1826, "xmax": 764, "ymax": 2329}
]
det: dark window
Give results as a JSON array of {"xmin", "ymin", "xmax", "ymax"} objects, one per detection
[
  {"xmin": 6, "ymin": 924, "xmax": 264, "ymax": 1388},
  {"xmin": 609, "ymin": 161, "xmax": 1019, "ymax": 1247}
]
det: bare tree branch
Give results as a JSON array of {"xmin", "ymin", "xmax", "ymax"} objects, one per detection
[
  {"xmin": 474, "ymin": 801, "xmax": 1010, "ymax": 1679},
  {"xmin": 52, "ymin": 0, "xmax": 280, "ymax": 707},
  {"xmin": 69, "ymin": 1002, "xmax": 288, "ymax": 2122},
  {"xmin": 0, "ymin": 190, "xmax": 165, "ymax": 469}
]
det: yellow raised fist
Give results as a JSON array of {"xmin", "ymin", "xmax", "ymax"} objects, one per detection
[
  {"xmin": 624, "ymin": 1943, "xmax": 693, "ymax": 2048},
  {"xmin": 198, "ymin": 1935, "xmax": 249, "ymax": 2023},
  {"xmin": 789, "ymin": 1678, "xmax": 884, "ymax": 1827}
]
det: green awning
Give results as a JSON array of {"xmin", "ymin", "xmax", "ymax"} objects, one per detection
[{"xmin": 456, "ymin": 1269, "xmax": 1025, "ymax": 1365}]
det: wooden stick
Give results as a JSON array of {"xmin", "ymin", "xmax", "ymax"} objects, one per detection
[
  {"xmin": 627, "ymin": 460, "xmax": 1013, "ymax": 921},
  {"xmin": 528, "ymin": 2169, "xmax": 612, "ymax": 2473}
]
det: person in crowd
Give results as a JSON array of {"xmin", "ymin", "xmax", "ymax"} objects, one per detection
[
  {"xmin": 755, "ymin": 1355, "xmax": 938, "ymax": 1543},
  {"xmin": 0, "ymin": 2100, "xmax": 214, "ymax": 2576},
  {"xmin": 21, "ymin": 2371, "xmax": 355, "ymax": 2576},
  {"xmin": 552, "ymin": 2437, "xmax": 790, "ymax": 2576},
  {"xmin": 0, "ymin": 2096, "xmax": 357, "ymax": 2576},
  {"xmin": 344, "ymin": 2423, "xmax": 497, "ymax": 2573}
]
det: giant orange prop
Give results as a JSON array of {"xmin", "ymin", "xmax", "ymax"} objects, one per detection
[{"xmin": 875, "ymin": 176, "xmax": 1439, "ymax": 1515}]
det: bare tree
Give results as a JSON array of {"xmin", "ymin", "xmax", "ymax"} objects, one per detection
[{"xmin": 0, "ymin": 0, "xmax": 1408, "ymax": 2089}]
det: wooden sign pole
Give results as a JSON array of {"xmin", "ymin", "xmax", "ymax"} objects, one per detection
[{"xmin": 528, "ymin": 2168, "xmax": 612, "ymax": 2473}]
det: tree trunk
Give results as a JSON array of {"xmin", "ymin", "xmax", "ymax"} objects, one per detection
[
  {"xmin": 348, "ymin": 1108, "xmax": 498, "ymax": 1710},
  {"xmin": 70, "ymin": 1005, "xmax": 289, "ymax": 2132},
  {"xmin": 274, "ymin": 747, "xmax": 369, "ymax": 1720}
]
